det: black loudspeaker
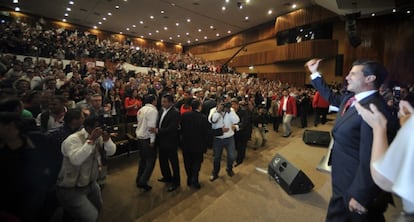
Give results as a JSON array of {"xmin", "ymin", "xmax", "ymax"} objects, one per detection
[
  {"xmin": 346, "ymin": 19, "xmax": 361, "ymax": 48},
  {"xmin": 268, "ymin": 153, "xmax": 314, "ymax": 195},
  {"xmin": 335, "ymin": 54, "xmax": 344, "ymax": 76},
  {"xmin": 303, "ymin": 130, "xmax": 331, "ymax": 147}
]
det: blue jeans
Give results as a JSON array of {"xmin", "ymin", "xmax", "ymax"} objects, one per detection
[{"xmin": 212, "ymin": 136, "xmax": 236, "ymax": 175}]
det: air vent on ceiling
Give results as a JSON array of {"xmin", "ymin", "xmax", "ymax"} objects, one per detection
[
  {"xmin": 80, "ymin": 8, "xmax": 88, "ymax": 12},
  {"xmin": 163, "ymin": 16, "xmax": 169, "ymax": 19},
  {"xmin": 94, "ymin": 12, "xmax": 101, "ymax": 16}
]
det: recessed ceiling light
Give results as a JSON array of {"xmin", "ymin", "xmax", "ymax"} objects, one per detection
[
  {"xmin": 115, "ymin": 5, "xmax": 120, "ymax": 9},
  {"xmin": 225, "ymin": 0, "xmax": 230, "ymax": 3},
  {"xmin": 62, "ymin": 18, "xmax": 67, "ymax": 22},
  {"xmin": 222, "ymin": 6, "xmax": 226, "ymax": 11},
  {"xmin": 186, "ymin": 32, "xmax": 189, "ymax": 35},
  {"xmin": 392, "ymin": 9, "xmax": 396, "ymax": 13},
  {"xmin": 156, "ymin": 30, "xmax": 159, "ymax": 33},
  {"xmin": 161, "ymin": 10, "xmax": 165, "ymax": 14},
  {"xmin": 126, "ymin": 28, "xmax": 130, "ymax": 31},
  {"xmin": 195, "ymin": 38, "xmax": 199, "ymax": 41},
  {"xmin": 292, "ymin": 4, "xmax": 297, "ymax": 9},
  {"xmin": 161, "ymin": 40, "xmax": 164, "ymax": 42},
  {"xmin": 132, "ymin": 24, "xmax": 136, "ymax": 27},
  {"xmin": 177, "ymin": 34, "xmax": 181, "ymax": 37},
  {"xmin": 13, "ymin": 0, "xmax": 18, "ymax": 3},
  {"xmin": 176, "ymin": 22, "xmax": 179, "ymax": 26},
  {"xmin": 140, "ymin": 21, "xmax": 144, "ymax": 24},
  {"xmin": 103, "ymin": 17, "xmax": 107, "ymax": 20},
  {"xmin": 150, "ymin": 15, "xmax": 154, "ymax": 19},
  {"xmin": 245, "ymin": 16, "xmax": 249, "ymax": 20},
  {"xmin": 169, "ymin": 37, "xmax": 173, "ymax": 40},
  {"xmin": 149, "ymin": 32, "xmax": 152, "ymax": 35},
  {"xmin": 164, "ymin": 26, "xmax": 168, "ymax": 30},
  {"xmin": 268, "ymin": 9, "xmax": 273, "ymax": 15},
  {"xmin": 371, "ymin": 13, "xmax": 375, "ymax": 16},
  {"xmin": 227, "ymin": 30, "xmax": 231, "ymax": 34},
  {"xmin": 69, "ymin": 1, "xmax": 74, "ymax": 5},
  {"xmin": 64, "ymin": 13, "xmax": 69, "ymax": 17},
  {"xmin": 124, "ymin": 0, "xmax": 127, "ymax": 2},
  {"xmin": 187, "ymin": 40, "xmax": 191, "ymax": 44},
  {"xmin": 140, "ymin": 35, "xmax": 144, "ymax": 38},
  {"xmin": 210, "ymin": 25, "xmax": 214, "ymax": 29},
  {"xmin": 119, "ymin": 31, "xmax": 123, "ymax": 34},
  {"xmin": 246, "ymin": 0, "xmax": 250, "ymax": 3},
  {"xmin": 14, "ymin": 7, "xmax": 20, "ymax": 11},
  {"xmin": 108, "ymin": 12, "xmax": 112, "ymax": 16},
  {"xmin": 93, "ymin": 26, "xmax": 97, "ymax": 29},
  {"xmin": 187, "ymin": 18, "xmax": 191, "ymax": 22},
  {"xmin": 407, "ymin": 10, "xmax": 411, "ymax": 14},
  {"xmin": 216, "ymin": 33, "xmax": 220, "ymax": 37},
  {"xmin": 66, "ymin": 7, "xmax": 71, "ymax": 11},
  {"xmin": 98, "ymin": 21, "xmax": 102, "ymax": 25},
  {"xmin": 204, "ymin": 36, "xmax": 208, "ymax": 39},
  {"xmin": 198, "ymin": 28, "xmax": 202, "ymax": 32}
]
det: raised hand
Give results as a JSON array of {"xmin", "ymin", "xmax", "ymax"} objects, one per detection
[{"xmin": 304, "ymin": 58, "xmax": 323, "ymax": 73}]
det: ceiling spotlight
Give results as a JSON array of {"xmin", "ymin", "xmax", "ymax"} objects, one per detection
[
  {"xmin": 187, "ymin": 40, "xmax": 191, "ymax": 44},
  {"xmin": 150, "ymin": 15, "xmax": 154, "ymax": 19},
  {"xmin": 115, "ymin": 5, "xmax": 120, "ymax": 9},
  {"xmin": 187, "ymin": 18, "xmax": 191, "ymax": 22},
  {"xmin": 407, "ymin": 10, "xmax": 411, "ymax": 14},
  {"xmin": 98, "ymin": 21, "xmax": 102, "ymax": 25},
  {"xmin": 227, "ymin": 30, "xmax": 231, "ymax": 34},
  {"xmin": 195, "ymin": 38, "xmax": 199, "ymax": 41},
  {"xmin": 246, "ymin": 0, "xmax": 250, "ymax": 3},
  {"xmin": 198, "ymin": 28, "xmax": 202, "ymax": 32},
  {"xmin": 161, "ymin": 10, "xmax": 165, "ymax": 14},
  {"xmin": 64, "ymin": 13, "xmax": 69, "ymax": 17},
  {"xmin": 140, "ymin": 35, "xmax": 144, "ymax": 38},
  {"xmin": 123, "ymin": 0, "xmax": 127, "ymax": 2},
  {"xmin": 102, "ymin": 17, "xmax": 107, "ymax": 20},
  {"xmin": 204, "ymin": 36, "xmax": 208, "ymax": 39},
  {"xmin": 177, "ymin": 34, "xmax": 181, "ymax": 37},
  {"xmin": 149, "ymin": 32, "xmax": 152, "ymax": 35},
  {"xmin": 62, "ymin": 18, "xmax": 67, "ymax": 22},
  {"xmin": 216, "ymin": 33, "xmax": 220, "ymax": 37},
  {"xmin": 119, "ymin": 32, "xmax": 123, "ymax": 34},
  {"xmin": 169, "ymin": 37, "xmax": 173, "ymax": 40},
  {"xmin": 164, "ymin": 26, "xmax": 168, "ymax": 30},
  {"xmin": 226, "ymin": 0, "xmax": 230, "ymax": 3},
  {"xmin": 371, "ymin": 13, "xmax": 375, "ymax": 16},
  {"xmin": 93, "ymin": 26, "xmax": 97, "ymax": 29},
  {"xmin": 126, "ymin": 28, "xmax": 130, "ymax": 31},
  {"xmin": 108, "ymin": 12, "xmax": 112, "ymax": 16},
  {"xmin": 156, "ymin": 30, "xmax": 159, "ymax": 33},
  {"xmin": 392, "ymin": 9, "xmax": 396, "ymax": 13},
  {"xmin": 15, "ymin": 6, "xmax": 20, "ymax": 11},
  {"xmin": 237, "ymin": 2, "xmax": 243, "ymax": 9},
  {"xmin": 176, "ymin": 22, "xmax": 179, "ymax": 26},
  {"xmin": 210, "ymin": 25, "xmax": 214, "ymax": 29},
  {"xmin": 69, "ymin": 1, "xmax": 74, "ymax": 5},
  {"xmin": 222, "ymin": 6, "xmax": 226, "ymax": 11},
  {"xmin": 132, "ymin": 24, "xmax": 136, "ymax": 27},
  {"xmin": 140, "ymin": 21, "xmax": 144, "ymax": 24},
  {"xmin": 186, "ymin": 32, "xmax": 190, "ymax": 36},
  {"xmin": 66, "ymin": 7, "xmax": 71, "ymax": 11},
  {"xmin": 13, "ymin": 0, "xmax": 18, "ymax": 3},
  {"xmin": 292, "ymin": 4, "xmax": 297, "ymax": 9},
  {"xmin": 245, "ymin": 16, "xmax": 249, "ymax": 20},
  {"xmin": 268, "ymin": 9, "xmax": 273, "ymax": 15},
  {"xmin": 161, "ymin": 40, "xmax": 164, "ymax": 42}
]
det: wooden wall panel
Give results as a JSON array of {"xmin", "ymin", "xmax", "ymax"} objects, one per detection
[{"xmin": 274, "ymin": 5, "xmax": 338, "ymax": 33}]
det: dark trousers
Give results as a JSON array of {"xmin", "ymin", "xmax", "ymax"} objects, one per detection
[
  {"xmin": 315, "ymin": 107, "xmax": 328, "ymax": 125},
  {"xmin": 300, "ymin": 109, "xmax": 308, "ymax": 128},
  {"xmin": 272, "ymin": 116, "xmax": 281, "ymax": 131},
  {"xmin": 136, "ymin": 139, "xmax": 156, "ymax": 186},
  {"xmin": 182, "ymin": 151, "xmax": 203, "ymax": 185},
  {"xmin": 235, "ymin": 134, "xmax": 248, "ymax": 164},
  {"xmin": 326, "ymin": 192, "xmax": 388, "ymax": 222},
  {"xmin": 126, "ymin": 115, "xmax": 137, "ymax": 123},
  {"xmin": 158, "ymin": 147, "xmax": 180, "ymax": 185}
]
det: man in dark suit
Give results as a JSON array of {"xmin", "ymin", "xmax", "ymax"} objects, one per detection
[
  {"xmin": 180, "ymin": 99, "xmax": 210, "ymax": 189},
  {"xmin": 305, "ymin": 59, "xmax": 398, "ymax": 222},
  {"xmin": 150, "ymin": 94, "xmax": 181, "ymax": 192}
]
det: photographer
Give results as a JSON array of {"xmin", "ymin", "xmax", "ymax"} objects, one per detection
[
  {"xmin": 208, "ymin": 100, "xmax": 240, "ymax": 181},
  {"xmin": 56, "ymin": 116, "xmax": 116, "ymax": 222}
]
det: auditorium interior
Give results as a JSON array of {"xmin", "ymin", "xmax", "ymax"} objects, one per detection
[{"xmin": 0, "ymin": 0, "xmax": 414, "ymax": 221}]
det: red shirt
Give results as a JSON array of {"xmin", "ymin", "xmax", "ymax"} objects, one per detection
[{"xmin": 124, "ymin": 97, "xmax": 142, "ymax": 116}]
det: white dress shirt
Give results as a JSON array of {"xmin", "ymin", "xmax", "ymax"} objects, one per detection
[
  {"xmin": 135, "ymin": 103, "xmax": 158, "ymax": 143},
  {"xmin": 159, "ymin": 106, "xmax": 172, "ymax": 128},
  {"xmin": 208, "ymin": 107, "xmax": 240, "ymax": 139}
]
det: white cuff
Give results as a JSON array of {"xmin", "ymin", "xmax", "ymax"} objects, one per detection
[{"xmin": 310, "ymin": 72, "xmax": 322, "ymax": 80}]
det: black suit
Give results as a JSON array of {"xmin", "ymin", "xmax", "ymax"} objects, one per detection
[
  {"xmin": 235, "ymin": 108, "xmax": 250, "ymax": 165},
  {"xmin": 180, "ymin": 111, "xmax": 210, "ymax": 185},
  {"xmin": 155, "ymin": 107, "xmax": 181, "ymax": 185},
  {"xmin": 312, "ymin": 77, "xmax": 397, "ymax": 222}
]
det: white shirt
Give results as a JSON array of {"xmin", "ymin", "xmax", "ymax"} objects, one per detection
[
  {"xmin": 208, "ymin": 107, "xmax": 240, "ymax": 139},
  {"xmin": 159, "ymin": 106, "xmax": 172, "ymax": 128},
  {"xmin": 282, "ymin": 96, "xmax": 288, "ymax": 111},
  {"xmin": 373, "ymin": 116, "xmax": 414, "ymax": 213},
  {"xmin": 61, "ymin": 128, "xmax": 116, "ymax": 166},
  {"xmin": 135, "ymin": 103, "xmax": 158, "ymax": 143}
]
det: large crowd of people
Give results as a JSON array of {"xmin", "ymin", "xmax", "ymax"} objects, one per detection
[{"xmin": 1, "ymin": 17, "xmax": 414, "ymax": 222}]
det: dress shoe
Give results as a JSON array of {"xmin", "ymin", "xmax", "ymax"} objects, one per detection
[
  {"xmin": 158, "ymin": 178, "xmax": 172, "ymax": 183},
  {"xmin": 226, "ymin": 169, "xmax": 235, "ymax": 177},
  {"xmin": 191, "ymin": 182, "xmax": 201, "ymax": 189},
  {"xmin": 136, "ymin": 184, "xmax": 152, "ymax": 191},
  {"xmin": 209, "ymin": 174, "xmax": 218, "ymax": 182},
  {"xmin": 167, "ymin": 184, "xmax": 179, "ymax": 192},
  {"xmin": 234, "ymin": 162, "xmax": 242, "ymax": 167}
]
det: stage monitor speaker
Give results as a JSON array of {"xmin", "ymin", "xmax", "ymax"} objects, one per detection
[{"xmin": 268, "ymin": 153, "xmax": 314, "ymax": 195}]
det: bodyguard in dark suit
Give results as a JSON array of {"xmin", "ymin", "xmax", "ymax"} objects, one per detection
[
  {"xmin": 180, "ymin": 99, "xmax": 210, "ymax": 189},
  {"xmin": 150, "ymin": 94, "xmax": 181, "ymax": 192},
  {"xmin": 305, "ymin": 59, "xmax": 398, "ymax": 222},
  {"xmin": 232, "ymin": 98, "xmax": 251, "ymax": 166}
]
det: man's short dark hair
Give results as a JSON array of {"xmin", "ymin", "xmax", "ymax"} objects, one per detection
[
  {"xmin": 162, "ymin": 93, "xmax": 174, "ymax": 103},
  {"xmin": 83, "ymin": 115, "xmax": 99, "ymax": 129},
  {"xmin": 52, "ymin": 95, "xmax": 66, "ymax": 104},
  {"xmin": 191, "ymin": 99, "xmax": 201, "ymax": 110},
  {"xmin": 64, "ymin": 108, "xmax": 82, "ymax": 124},
  {"xmin": 143, "ymin": 94, "xmax": 156, "ymax": 105},
  {"xmin": 352, "ymin": 59, "xmax": 388, "ymax": 89}
]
